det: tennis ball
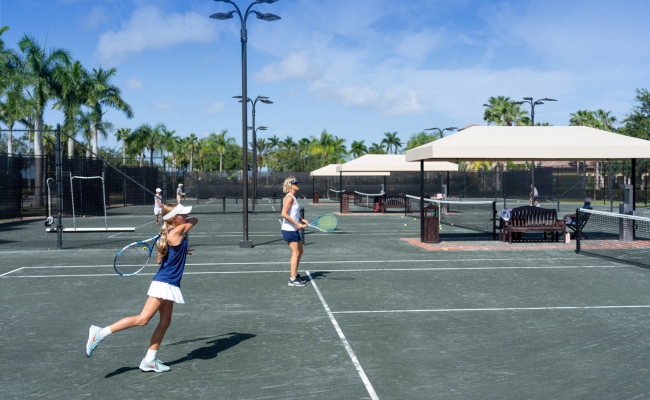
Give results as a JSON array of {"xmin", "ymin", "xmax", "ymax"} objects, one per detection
[
  {"xmin": 451, "ymin": 223, "xmax": 454, "ymax": 226},
  {"xmin": 404, "ymin": 223, "xmax": 407, "ymax": 226},
  {"xmin": 414, "ymin": 218, "xmax": 416, "ymax": 221},
  {"xmin": 82, "ymin": 215, "xmax": 85, "ymax": 218},
  {"xmin": 142, "ymin": 246, "xmax": 147, "ymax": 251}
]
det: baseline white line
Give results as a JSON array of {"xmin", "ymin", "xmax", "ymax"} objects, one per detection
[
  {"xmin": 0, "ymin": 267, "xmax": 24, "ymax": 277},
  {"xmin": 306, "ymin": 271, "xmax": 378, "ymax": 400},
  {"xmin": 332, "ymin": 305, "xmax": 650, "ymax": 314},
  {"xmin": 2, "ymin": 265, "xmax": 629, "ymax": 278}
]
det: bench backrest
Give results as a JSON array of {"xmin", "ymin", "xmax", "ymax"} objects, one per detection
[
  {"xmin": 383, "ymin": 197, "xmax": 407, "ymax": 206},
  {"xmin": 509, "ymin": 206, "xmax": 558, "ymax": 227}
]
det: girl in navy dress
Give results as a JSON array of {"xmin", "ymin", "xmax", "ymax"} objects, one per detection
[{"xmin": 85, "ymin": 203, "xmax": 198, "ymax": 372}]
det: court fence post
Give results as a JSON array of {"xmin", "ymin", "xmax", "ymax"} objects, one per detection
[
  {"xmin": 56, "ymin": 125, "xmax": 63, "ymax": 250},
  {"xmin": 575, "ymin": 208, "xmax": 581, "ymax": 253}
]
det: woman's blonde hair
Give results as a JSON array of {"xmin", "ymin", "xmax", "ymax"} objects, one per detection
[
  {"xmin": 156, "ymin": 203, "xmax": 178, "ymax": 259},
  {"xmin": 283, "ymin": 176, "xmax": 297, "ymax": 194}
]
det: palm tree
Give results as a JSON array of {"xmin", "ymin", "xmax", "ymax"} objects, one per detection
[
  {"xmin": 569, "ymin": 110, "xmax": 598, "ymax": 127},
  {"xmin": 85, "ymin": 67, "xmax": 133, "ymax": 158},
  {"xmin": 368, "ymin": 142, "xmax": 387, "ymax": 154},
  {"xmin": 209, "ymin": 130, "xmax": 235, "ymax": 175},
  {"xmin": 297, "ymin": 138, "xmax": 311, "ymax": 172},
  {"xmin": 595, "ymin": 109, "xmax": 617, "ymax": 131},
  {"xmin": 185, "ymin": 133, "xmax": 199, "ymax": 172},
  {"xmin": 0, "ymin": 26, "xmax": 21, "ymax": 92},
  {"xmin": 349, "ymin": 140, "xmax": 368, "ymax": 158},
  {"xmin": 18, "ymin": 35, "xmax": 71, "ymax": 206},
  {"xmin": 115, "ymin": 128, "xmax": 131, "ymax": 165},
  {"xmin": 53, "ymin": 60, "xmax": 88, "ymax": 158},
  {"xmin": 381, "ymin": 131, "xmax": 402, "ymax": 154},
  {"xmin": 483, "ymin": 96, "xmax": 528, "ymax": 126},
  {"xmin": 281, "ymin": 136, "xmax": 297, "ymax": 150},
  {"xmin": 1, "ymin": 85, "xmax": 33, "ymax": 155}
]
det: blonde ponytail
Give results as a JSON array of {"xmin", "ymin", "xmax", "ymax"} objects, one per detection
[{"xmin": 156, "ymin": 203, "xmax": 178, "ymax": 259}]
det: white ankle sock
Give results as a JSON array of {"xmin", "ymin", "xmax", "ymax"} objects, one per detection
[
  {"xmin": 99, "ymin": 326, "xmax": 112, "ymax": 339},
  {"xmin": 145, "ymin": 349, "xmax": 157, "ymax": 362}
]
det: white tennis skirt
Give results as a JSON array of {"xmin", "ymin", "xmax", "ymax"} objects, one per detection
[{"xmin": 147, "ymin": 281, "xmax": 185, "ymax": 304}]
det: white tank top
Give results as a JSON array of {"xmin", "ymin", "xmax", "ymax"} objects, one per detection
[{"xmin": 281, "ymin": 194, "xmax": 300, "ymax": 232}]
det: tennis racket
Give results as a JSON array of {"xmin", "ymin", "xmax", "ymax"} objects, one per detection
[
  {"xmin": 114, "ymin": 234, "xmax": 161, "ymax": 277},
  {"xmin": 307, "ymin": 214, "xmax": 338, "ymax": 232}
]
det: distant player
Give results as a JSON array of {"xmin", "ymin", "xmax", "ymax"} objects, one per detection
[
  {"xmin": 176, "ymin": 184, "xmax": 184, "ymax": 204},
  {"xmin": 154, "ymin": 188, "xmax": 164, "ymax": 226}
]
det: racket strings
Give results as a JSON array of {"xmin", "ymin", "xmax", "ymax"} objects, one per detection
[
  {"xmin": 115, "ymin": 244, "xmax": 152, "ymax": 276},
  {"xmin": 315, "ymin": 215, "xmax": 337, "ymax": 231}
]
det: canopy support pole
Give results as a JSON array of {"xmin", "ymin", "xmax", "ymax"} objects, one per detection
[{"xmin": 420, "ymin": 160, "xmax": 424, "ymax": 243}]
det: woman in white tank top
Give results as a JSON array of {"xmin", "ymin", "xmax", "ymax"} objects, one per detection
[{"xmin": 280, "ymin": 176, "xmax": 309, "ymax": 287}]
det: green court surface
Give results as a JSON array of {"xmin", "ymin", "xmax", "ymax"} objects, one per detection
[{"xmin": 2, "ymin": 200, "xmax": 650, "ymax": 399}]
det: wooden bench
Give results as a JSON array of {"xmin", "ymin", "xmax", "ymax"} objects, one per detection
[
  {"xmin": 566, "ymin": 209, "xmax": 591, "ymax": 239},
  {"xmin": 380, "ymin": 196, "xmax": 411, "ymax": 214},
  {"xmin": 502, "ymin": 206, "xmax": 566, "ymax": 243}
]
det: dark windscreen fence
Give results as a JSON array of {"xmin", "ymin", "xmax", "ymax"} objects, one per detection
[
  {"xmin": 0, "ymin": 155, "xmax": 23, "ymax": 220},
  {"xmin": 577, "ymin": 209, "xmax": 650, "ymax": 269}
]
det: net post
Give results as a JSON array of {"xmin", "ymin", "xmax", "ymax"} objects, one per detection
[
  {"xmin": 300, "ymin": 207, "xmax": 305, "ymax": 244},
  {"xmin": 70, "ymin": 172, "xmax": 76, "ymax": 229},
  {"xmin": 575, "ymin": 208, "xmax": 581, "ymax": 253},
  {"xmin": 55, "ymin": 125, "xmax": 63, "ymax": 250}
]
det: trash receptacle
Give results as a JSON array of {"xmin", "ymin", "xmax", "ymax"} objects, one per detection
[
  {"xmin": 423, "ymin": 203, "xmax": 439, "ymax": 243},
  {"xmin": 341, "ymin": 194, "xmax": 350, "ymax": 214},
  {"xmin": 313, "ymin": 191, "xmax": 319, "ymax": 204}
]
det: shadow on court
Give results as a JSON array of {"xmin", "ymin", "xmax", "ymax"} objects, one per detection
[{"xmin": 104, "ymin": 332, "xmax": 256, "ymax": 378}]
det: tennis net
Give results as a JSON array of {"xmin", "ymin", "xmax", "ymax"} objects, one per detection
[
  {"xmin": 353, "ymin": 191, "xmax": 383, "ymax": 208},
  {"xmin": 576, "ymin": 209, "xmax": 650, "ymax": 268},
  {"xmin": 406, "ymin": 195, "xmax": 496, "ymax": 235},
  {"xmin": 328, "ymin": 189, "xmax": 345, "ymax": 202}
]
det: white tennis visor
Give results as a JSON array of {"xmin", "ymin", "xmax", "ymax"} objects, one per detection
[{"xmin": 163, "ymin": 204, "xmax": 192, "ymax": 221}]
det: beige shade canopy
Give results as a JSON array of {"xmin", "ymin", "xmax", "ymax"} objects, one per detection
[
  {"xmin": 335, "ymin": 154, "xmax": 458, "ymax": 172},
  {"xmin": 405, "ymin": 126, "xmax": 650, "ymax": 162},
  {"xmin": 310, "ymin": 164, "xmax": 390, "ymax": 177}
]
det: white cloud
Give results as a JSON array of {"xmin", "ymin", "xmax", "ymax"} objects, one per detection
[
  {"xmin": 95, "ymin": 6, "xmax": 217, "ymax": 66},
  {"xmin": 204, "ymin": 101, "xmax": 226, "ymax": 115},
  {"xmin": 254, "ymin": 51, "xmax": 323, "ymax": 83},
  {"xmin": 82, "ymin": 5, "xmax": 111, "ymax": 29},
  {"xmin": 152, "ymin": 103, "xmax": 173, "ymax": 112},
  {"xmin": 125, "ymin": 78, "xmax": 143, "ymax": 89}
]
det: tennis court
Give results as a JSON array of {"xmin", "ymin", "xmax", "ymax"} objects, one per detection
[{"xmin": 2, "ymin": 200, "xmax": 650, "ymax": 399}]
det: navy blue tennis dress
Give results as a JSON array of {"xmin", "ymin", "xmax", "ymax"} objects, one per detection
[{"xmin": 147, "ymin": 229, "xmax": 187, "ymax": 303}]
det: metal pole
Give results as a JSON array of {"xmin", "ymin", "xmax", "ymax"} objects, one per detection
[
  {"xmin": 56, "ymin": 125, "xmax": 63, "ymax": 250},
  {"xmin": 420, "ymin": 160, "xmax": 424, "ymax": 243},
  {"xmin": 196, "ymin": 171, "xmax": 199, "ymax": 205},
  {"xmin": 339, "ymin": 171, "xmax": 342, "ymax": 213},
  {"xmin": 531, "ymin": 103, "xmax": 535, "ymax": 126},
  {"xmin": 632, "ymin": 158, "xmax": 637, "ymax": 211},
  {"xmin": 610, "ymin": 161, "xmax": 614, "ymax": 212},
  {"xmin": 162, "ymin": 157, "xmax": 167, "ymax": 203},
  {"xmin": 240, "ymin": 20, "xmax": 252, "ymax": 248},
  {"xmin": 252, "ymin": 102, "xmax": 256, "ymax": 212}
]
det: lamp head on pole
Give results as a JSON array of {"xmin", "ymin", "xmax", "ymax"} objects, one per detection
[
  {"xmin": 253, "ymin": 11, "xmax": 281, "ymax": 21},
  {"xmin": 260, "ymin": 99, "xmax": 273, "ymax": 104},
  {"xmin": 541, "ymin": 98, "xmax": 557, "ymax": 102},
  {"xmin": 512, "ymin": 101, "xmax": 525, "ymax": 105},
  {"xmin": 523, "ymin": 97, "xmax": 533, "ymax": 101},
  {"xmin": 209, "ymin": 11, "xmax": 235, "ymax": 20},
  {"xmin": 256, "ymin": 0, "xmax": 279, "ymax": 3},
  {"xmin": 258, "ymin": 126, "xmax": 268, "ymax": 130},
  {"xmin": 444, "ymin": 127, "xmax": 458, "ymax": 131}
]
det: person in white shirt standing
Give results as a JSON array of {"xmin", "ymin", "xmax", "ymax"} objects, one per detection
[
  {"xmin": 529, "ymin": 184, "xmax": 539, "ymax": 207},
  {"xmin": 176, "ymin": 184, "xmax": 184, "ymax": 204},
  {"xmin": 154, "ymin": 188, "xmax": 164, "ymax": 226},
  {"xmin": 280, "ymin": 177, "xmax": 309, "ymax": 287}
]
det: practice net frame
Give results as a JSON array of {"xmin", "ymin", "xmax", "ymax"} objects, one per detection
[
  {"xmin": 328, "ymin": 189, "xmax": 345, "ymax": 202},
  {"xmin": 576, "ymin": 208, "xmax": 650, "ymax": 268},
  {"xmin": 353, "ymin": 191, "xmax": 383, "ymax": 208},
  {"xmin": 406, "ymin": 195, "xmax": 497, "ymax": 236}
]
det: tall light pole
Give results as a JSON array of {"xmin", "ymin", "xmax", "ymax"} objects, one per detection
[
  {"xmin": 210, "ymin": 0, "xmax": 280, "ymax": 248},
  {"xmin": 425, "ymin": 127, "xmax": 457, "ymax": 197},
  {"xmin": 512, "ymin": 97, "xmax": 557, "ymax": 126},
  {"xmin": 234, "ymin": 95, "xmax": 272, "ymax": 211},
  {"xmin": 424, "ymin": 126, "xmax": 458, "ymax": 139},
  {"xmin": 511, "ymin": 98, "xmax": 557, "ymax": 199}
]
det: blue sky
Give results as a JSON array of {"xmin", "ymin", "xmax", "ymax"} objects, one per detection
[{"xmin": 2, "ymin": 0, "xmax": 650, "ymax": 151}]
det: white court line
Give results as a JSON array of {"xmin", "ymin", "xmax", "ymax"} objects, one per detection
[
  {"xmin": 0, "ymin": 267, "xmax": 24, "ymax": 277},
  {"xmin": 20, "ymin": 258, "xmax": 577, "ymax": 269},
  {"xmin": 307, "ymin": 271, "xmax": 379, "ymax": 400},
  {"xmin": 332, "ymin": 305, "xmax": 650, "ymax": 314},
  {"xmin": 3, "ymin": 265, "xmax": 628, "ymax": 278},
  {"xmin": 108, "ymin": 219, "xmax": 155, "ymax": 238}
]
